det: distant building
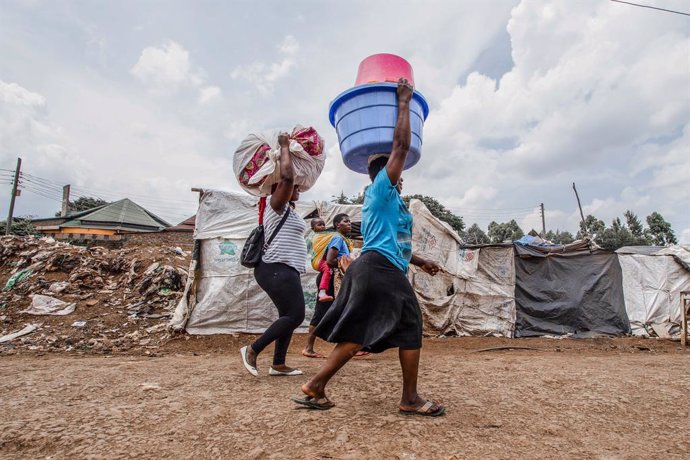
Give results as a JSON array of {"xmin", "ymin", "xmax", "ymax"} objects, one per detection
[
  {"xmin": 164, "ymin": 215, "xmax": 195, "ymax": 233},
  {"xmin": 32, "ymin": 198, "xmax": 170, "ymax": 242}
]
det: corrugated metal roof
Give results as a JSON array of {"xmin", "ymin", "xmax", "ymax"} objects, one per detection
[{"xmin": 60, "ymin": 199, "xmax": 170, "ymax": 230}]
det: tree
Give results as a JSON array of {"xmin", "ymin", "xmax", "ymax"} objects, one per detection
[
  {"xmin": 0, "ymin": 218, "xmax": 37, "ymax": 236},
  {"xmin": 69, "ymin": 196, "xmax": 109, "ymax": 212},
  {"xmin": 487, "ymin": 219, "xmax": 524, "ymax": 243},
  {"xmin": 597, "ymin": 217, "xmax": 635, "ymax": 250},
  {"xmin": 544, "ymin": 229, "xmax": 575, "ymax": 244},
  {"xmin": 576, "ymin": 215, "xmax": 605, "ymax": 239},
  {"xmin": 463, "ymin": 223, "xmax": 490, "ymax": 244},
  {"xmin": 645, "ymin": 212, "xmax": 677, "ymax": 246},
  {"xmin": 331, "ymin": 191, "xmax": 365, "ymax": 205},
  {"xmin": 624, "ymin": 210, "xmax": 645, "ymax": 238},
  {"xmin": 402, "ymin": 194, "xmax": 465, "ymax": 233},
  {"xmin": 55, "ymin": 196, "xmax": 109, "ymax": 216}
]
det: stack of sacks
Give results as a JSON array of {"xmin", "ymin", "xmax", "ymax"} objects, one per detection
[{"xmin": 233, "ymin": 125, "xmax": 326, "ymax": 196}]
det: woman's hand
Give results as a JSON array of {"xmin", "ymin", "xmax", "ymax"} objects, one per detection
[
  {"xmin": 420, "ymin": 261, "xmax": 441, "ymax": 276},
  {"xmin": 278, "ymin": 132, "xmax": 290, "ymax": 148},
  {"xmin": 396, "ymin": 78, "xmax": 413, "ymax": 103},
  {"xmin": 338, "ymin": 254, "xmax": 354, "ymax": 272},
  {"xmin": 411, "ymin": 254, "xmax": 442, "ymax": 276}
]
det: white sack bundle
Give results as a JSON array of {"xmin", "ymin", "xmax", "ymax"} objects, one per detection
[{"xmin": 233, "ymin": 126, "xmax": 326, "ymax": 197}]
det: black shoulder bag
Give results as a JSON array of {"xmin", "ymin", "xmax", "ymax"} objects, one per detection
[{"xmin": 240, "ymin": 207, "xmax": 290, "ymax": 268}]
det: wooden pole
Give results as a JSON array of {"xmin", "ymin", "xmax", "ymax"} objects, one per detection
[
  {"xmin": 572, "ymin": 182, "xmax": 587, "ymax": 236},
  {"xmin": 5, "ymin": 157, "xmax": 21, "ymax": 235},
  {"xmin": 540, "ymin": 203, "xmax": 546, "ymax": 237}
]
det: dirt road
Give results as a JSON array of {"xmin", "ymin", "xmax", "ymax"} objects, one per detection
[{"xmin": 1, "ymin": 336, "xmax": 689, "ymax": 459}]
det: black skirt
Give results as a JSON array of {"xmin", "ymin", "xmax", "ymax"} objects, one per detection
[{"xmin": 314, "ymin": 250, "xmax": 422, "ymax": 353}]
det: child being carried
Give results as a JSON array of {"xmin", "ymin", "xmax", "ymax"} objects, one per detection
[{"xmin": 309, "ymin": 214, "xmax": 353, "ymax": 302}]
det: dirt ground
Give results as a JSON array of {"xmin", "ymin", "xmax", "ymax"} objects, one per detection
[{"xmin": 1, "ymin": 334, "xmax": 689, "ymax": 460}]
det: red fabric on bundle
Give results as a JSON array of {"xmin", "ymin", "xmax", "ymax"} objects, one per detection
[
  {"xmin": 291, "ymin": 126, "xmax": 324, "ymax": 156},
  {"xmin": 239, "ymin": 143, "xmax": 270, "ymax": 186}
]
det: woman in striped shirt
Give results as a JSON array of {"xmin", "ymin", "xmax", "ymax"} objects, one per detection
[{"xmin": 240, "ymin": 132, "xmax": 308, "ymax": 377}]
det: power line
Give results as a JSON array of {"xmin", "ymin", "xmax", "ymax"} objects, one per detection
[
  {"xmin": 19, "ymin": 171, "xmax": 197, "ymax": 207},
  {"xmin": 610, "ymin": 0, "xmax": 690, "ymax": 16},
  {"xmin": 22, "ymin": 187, "xmax": 64, "ymax": 203}
]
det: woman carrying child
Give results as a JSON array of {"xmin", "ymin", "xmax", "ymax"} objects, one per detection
[{"xmin": 302, "ymin": 214, "xmax": 352, "ymax": 359}]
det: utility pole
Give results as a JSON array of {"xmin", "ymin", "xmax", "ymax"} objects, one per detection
[
  {"xmin": 540, "ymin": 203, "xmax": 546, "ymax": 237},
  {"xmin": 61, "ymin": 185, "xmax": 71, "ymax": 217},
  {"xmin": 5, "ymin": 157, "xmax": 22, "ymax": 235}
]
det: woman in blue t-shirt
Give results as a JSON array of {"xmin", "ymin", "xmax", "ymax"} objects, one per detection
[{"xmin": 293, "ymin": 79, "xmax": 446, "ymax": 416}]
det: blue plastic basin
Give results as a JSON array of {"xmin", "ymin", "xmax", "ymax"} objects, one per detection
[{"xmin": 328, "ymin": 83, "xmax": 429, "ymax": 174}]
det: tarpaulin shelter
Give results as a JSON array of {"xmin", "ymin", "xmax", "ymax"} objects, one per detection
[
  {"xmin": 513, "ymin": 240, "xmax": 631, "ymax": 337},
  {"xmin": 170, "ymin": 190, "xmax": 515, "ymax": 336},
  {"xmin": 408, "ymin": 200, "xmax": 516, "ymax": 337},
  {"xmin": 616, "ymin": 245, "xmax": 690, "ymax": 337},
  {"xmin": 170, "ymin": 190, "xmax": 362, "ymax": 334},
  {"xmin": 170, "ymin": 189, "xmax": 686, "ymax": 339}
]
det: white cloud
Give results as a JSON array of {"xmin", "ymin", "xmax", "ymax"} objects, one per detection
[
  {"xmin": 131, "ymin": 41, "xmax": 197, "ymax": 90},
  {"xmin": 3, "ymin": 0, "xmax": 688, "ymax": 242},
  {"xmin": 130, "ymin": 41, "xmax": 220, "ymax": 105},
  {"xmin": 231, "ymin": 35, "xmax": 300, "ymax": 96},
  {"xmin": 406, "ymin": 0, "xmax": 689, "ymax": 238},
  {"xmin": 198, "ymin": 85, "xmax": 221, "ymax": 104}
]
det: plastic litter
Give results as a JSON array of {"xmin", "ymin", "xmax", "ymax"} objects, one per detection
[
  {"xmin": 3, "ymin": 268, "xmax": 33, "ymax": 291},
  {"xmin": 21, "ymin": 295, "xmax": 76, "ymax": 316},
  {"xmin": 0, "ymin": 324, "xmax": 39, "ymax": 343}
]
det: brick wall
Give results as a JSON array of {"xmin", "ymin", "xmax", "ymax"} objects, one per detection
[{"xmin": 121, "ymin": 231, "xmax": 194, "ymax": 250}]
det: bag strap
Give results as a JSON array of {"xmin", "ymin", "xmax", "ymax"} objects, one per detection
[
  {"xmin": 258, "ymin": 197, "xmax": 267, "ymax": 225},
  {"xmin": 264, "ymin": 207, "xmax": 290, "ymax": 249}
]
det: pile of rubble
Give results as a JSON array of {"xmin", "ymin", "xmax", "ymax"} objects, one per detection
[{"xmin": 0, "ymin": 235, "xmax": 191, "ymax": 355}]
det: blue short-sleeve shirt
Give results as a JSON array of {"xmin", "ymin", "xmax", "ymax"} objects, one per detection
[
  {"xmin": 361, "ymin": 168, "xmax": 413, "ymax": 272},
  {"xmin": 326, "ymin": 234, "xmax": 350, "ymax": 258}
]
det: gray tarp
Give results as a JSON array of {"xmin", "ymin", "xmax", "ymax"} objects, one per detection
[
  {"xmin": 514, "ymin": 248, "xmax": 631, "ymax": 337},
  {"xmin": 616, "ymin": 245, "xmax": 690, "ymax": 336}
]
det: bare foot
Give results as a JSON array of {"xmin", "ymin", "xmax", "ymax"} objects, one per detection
[
  {"xmin": 302, "ymin": 349, "xmax": 325, "ymax": 359},
  {"xmin": 301, "ymin": 382, "xmax": 326, "ymax": 400}
]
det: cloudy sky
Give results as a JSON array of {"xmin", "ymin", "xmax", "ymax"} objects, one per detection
[{"xmin": 1, "ymin": 0, "xmax": 688, "ymax": 242}]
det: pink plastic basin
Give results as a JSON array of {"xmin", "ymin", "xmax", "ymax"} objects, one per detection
[{"xmin": 354, "ymin": 53, "xmax": 415, "ymax": 87}]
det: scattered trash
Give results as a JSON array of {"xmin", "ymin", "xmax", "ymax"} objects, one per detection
[
  {"xmin": 0, "ymin": 235, "xmax": 189, "ymax": 354},
  {"xmin": 140, "ymin": 382, "xmax": 161, "ymax": 391},
  {"xmin": 0, "ymin": 323, "xmax": 39, "ymax": 343},
  {"xmin": 48, "ymin": 281, "xmax": 70, "ymax": 294},
  {"xmin": 3, "ymin": 268, "xmax": 33, "ymax": 291},
  {"xmin": 21, "ymin": 295, "xmax": 76, "ymax": 316},
  {"xmin": 173, "ymin": 247, "xmax": 184, "ymax": 256}
]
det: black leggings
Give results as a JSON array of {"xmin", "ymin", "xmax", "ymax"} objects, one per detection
[{"xmin": 251, "ymin": 261, "xmax": 305, "ymax": 366}]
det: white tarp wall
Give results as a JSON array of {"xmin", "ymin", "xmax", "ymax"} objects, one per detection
[
  {"xmin": 171, "ymin": 191, "xmax": 516, "ymax": 336},
  {"xmin": 617, "ymin": 245, "xmax": 690, "ymax": 337},
  {"xmin": 171, "ymin": 189, "xmax": 361, "ymax": 335},
  {"xmin": 408, "ymin": 200, "xmax": 516, "ymax": 337}
]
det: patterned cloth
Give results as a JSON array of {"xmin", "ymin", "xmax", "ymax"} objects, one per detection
[
  {"xmin": 239, "ymin": 144, "xmax": 271, "ymax": 186},
  {"xmin": 238, "ymin": 127, "xmax": 324, "ymax": 186},
  {"xmin": 291, "ymin": 126, "xmax": 324, "ymax": 156}
]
